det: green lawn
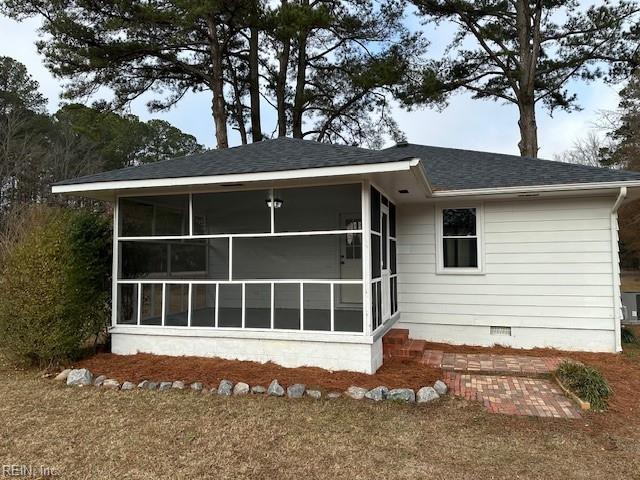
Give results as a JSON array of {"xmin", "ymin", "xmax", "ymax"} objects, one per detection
[{"xmin": 1, "ymin": 363, "xmax": 640, "ymax": 479}]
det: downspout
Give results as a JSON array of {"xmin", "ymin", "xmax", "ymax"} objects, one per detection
[{"xmin": 611, "ymin": 186, "xmax": 627, "ymax": 352}]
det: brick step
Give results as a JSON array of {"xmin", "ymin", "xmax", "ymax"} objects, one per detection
[{"xmin": 382, "ymin": 328, "xmax": 409, "ymax": 345}]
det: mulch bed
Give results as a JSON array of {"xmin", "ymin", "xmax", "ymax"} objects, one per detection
[{"xmin": 75, "ymin": 353, "xmax": 442, "ymax": 392}]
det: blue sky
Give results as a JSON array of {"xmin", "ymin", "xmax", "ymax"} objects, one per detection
[{"xmin": 0, "ymin": 6, "xmax": 622, "ymax": 159}]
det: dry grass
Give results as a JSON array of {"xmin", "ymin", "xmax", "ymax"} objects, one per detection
[{"xmin": 2, "ymin": 362, "xmax": 640, "ymax": 479}]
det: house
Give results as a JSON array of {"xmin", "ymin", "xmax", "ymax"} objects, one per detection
[{"xmin": 51, "ymin": 137, "xmax": 640, "ymax": 374}]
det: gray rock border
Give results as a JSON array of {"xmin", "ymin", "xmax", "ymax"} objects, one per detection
[{"xmin": 56, "ymin": 369, "xmax": 448, "ymax": 406}]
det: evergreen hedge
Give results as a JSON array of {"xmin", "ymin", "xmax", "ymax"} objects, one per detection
[{"xmin": 0, "ymin": 206, "xmax": 111, "ymax": 367}]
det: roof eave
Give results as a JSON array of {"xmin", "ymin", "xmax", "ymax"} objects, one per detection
[{"xmin": 50, "ymin": 159, "xmax": 421, "ymax": 196}]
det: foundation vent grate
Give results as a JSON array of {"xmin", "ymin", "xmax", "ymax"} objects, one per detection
[{"xmin": 490, "ymin": 326, "xmax": 512, "ymax": 336}]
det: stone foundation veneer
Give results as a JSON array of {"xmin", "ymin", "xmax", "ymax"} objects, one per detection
[{"xmin": 111, "ymin": 328, "xmax": 383, "ymax": 374}]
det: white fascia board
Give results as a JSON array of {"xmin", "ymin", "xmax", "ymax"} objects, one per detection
[
  {"xmin": 50, "ymin": 159, "xmax": 420, "ymax": 195},
  {"xmin": 431, "ymin": 180, "xmax": 640, "ymax": 197}
]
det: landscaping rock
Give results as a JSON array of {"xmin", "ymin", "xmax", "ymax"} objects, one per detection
[
  {"xmin": 218, "ymin": 379, "xmax": 234, "ymax": 396},
  {"xmin": 93, "ymin": 375, "xmax": 107, "ymax": 387},
  {"xmin": 54, "ymin": 369, "xmax": 71, "ymax": 382},
  {"xmin": 102, "ymin": 379, "xmax": 120, "ymax": 390},
  {"xmin": 66, "ymin": 369, "xmax": 93, "ymax": 386},
  {"xmin": 433, "ymin": 380, "xmax": 448, "ymax": 396},
  {"xmin": 267, "ymin": 380, "xmax": 285, "ymax": 397},
  {"xmin": 146, "ymin": 381, "xmax": 158, "ymax": 390},
  {"xmin": 287, "ymin": 384, "xmax": 306, "ymax": 399},
  {"xmin": 345, "ymin": 386, "xmax": 368, "ymax": 400},
  {"xmin": 251, "ymin": 385, "xmax": 266, "ymax": 394},
  {"xmin": 306, "ymin": 389, "xmax": 322, "ymax": 400},
  {"xmin": 365, "ymin": 386, "xmax": 389, "ymax": 402},
  {"xmin": 416, "ymin": 386, "xmax": 440, "ymax": 404},
  {"xmin": 327, "ymin": 392, "xmax": 342, "ymax": 399},
  {"xmin": 387, "ymin": 388, "xmax": 416, "ymax": 403},
  {"xmin": 233, "ymin": 382, "xmax": 250, "ymax": 395},
  {"xmin": 159, "ymin": 381, "xmax": 173, "ymax": 391},
  {"xmin": 121, "ymin": 381, "xmax": 136, "ymax": 391},
  {"xmin": 201, "ymin": 388, "xmax": 210, "ymax": 395},
  {"xmin": 137, "ymin": 380, "xmax": 152, "ymax": 389},
  {"xmin": 172, "ymin": 381, "xmax": 185, "ymax": 390},
  {"xmin": 190, "ymin": 382, "xmax": 204, "ymax": 392}
]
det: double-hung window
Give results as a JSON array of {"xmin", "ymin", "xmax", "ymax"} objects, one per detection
[{"xmin": 437, "ymin": 206, "xmax": 483, "ymax": 273}]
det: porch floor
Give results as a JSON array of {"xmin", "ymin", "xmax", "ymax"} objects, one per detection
[{"xmin": 383, "ymin": 329, "xmax": 581, "ymax": 419}]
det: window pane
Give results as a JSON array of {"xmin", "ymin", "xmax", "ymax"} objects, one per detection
[
  {"xmin": 389, "ymin": 203, "xmax": 396, "ymax": 238},
  {"xmin": 443, "ymin": 208, "xmax": 476, "ymax": 236},
  {"xmin": 119, "ymin": 196, "xmax": 189, "ymax": 237},
  {"xmin": 303, "ymin": 283, "xmax": 330, "ymax": 331},
  {"xmin": 165, "ymin": 284, "xmax": 188, "ymax": 326},
  {"xmin": 191, "ymin": 284, "xmax": 216, "ymax": 327},
  {"xmin": 334, "ymin": 284, "xmax": 363, "ymax": 332},
  {"xmin": 274, "ymin": 184, "xmax": 361, "ymax": 232},
  {"xmin": 274, "ymin": 284, "xmax": 300, "ymax": 329},
  {"xmin": 370, "ymin": 187, "xmax": 380, "ymax": 232},
  {"xmin": 245, "ymin": 284, "xmax": 271, "ymax": 329},
  {"xmin": 219, "ymin": 284, "xmax": 242, "ymax": 327},
  {"xmin": 119, "ymin": 238, "xmax": 229, "ymax": 279},
  {"xmin": 117, "ymin": 284, "xmax": 138, "ymax": 325},
  {"xmin": 141, "ymin": 283, "xmax": 163, "ymax": 325},
  {"xmin": 443, "ymin": 238, "xmax": 478, "ymax": 268},
  {"xmin": 193, "ymin": 190, "xmax": 270, "ymax": 234},
  {"xmin": 233, "ymin": 235, "xmax": 361, "ymax": 280},
  {"xmin": 371, "ymin": 234, "xmax": 381, "ymax": 278}
]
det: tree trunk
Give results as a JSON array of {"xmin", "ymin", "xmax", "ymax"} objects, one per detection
[
  {"xmin": 276, "ymin": 0, "xmax": 290, "ymax": 137},
  {"xmin": 207, "ymin": 17, "xmax": 229, "ymax": 149},
  {"xmin": 517, "ymin": 100, "xmax": 538, "ymax": 157},
  {"xmin": 292, "ymin": 32, "xmax": 307, "ymax": 138},
  {"xmin": 249, "ymin": 25, "xmax": 262, "ymax": 142}
]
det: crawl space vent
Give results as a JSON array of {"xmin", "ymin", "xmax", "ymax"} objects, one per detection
[{"xmin": 490, "ymin": 326, "xmax": 512, "ymax": 336}]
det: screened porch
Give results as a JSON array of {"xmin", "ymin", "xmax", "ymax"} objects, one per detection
[{"xmin": 114, "ymin": 182, "xmax": 398, "ymax": 337}]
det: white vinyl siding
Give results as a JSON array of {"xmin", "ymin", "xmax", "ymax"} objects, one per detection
[{"xmin": 396, "ymin": 196, "xmax": 619, "ymax": 352}]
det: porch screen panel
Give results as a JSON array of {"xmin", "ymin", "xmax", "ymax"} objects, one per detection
[
  {"xmin": 274, "ymin": 284, "xmax": 300, "ymax": 329},
  {"xmin": 333, "ymin": 284, "xmax": 363, "ymax": 332},
  {"xmin": 192, "ymin": 190, "xmax": 270, "ymax": 234},
  {"xmin": 370, "ymin": 186, "xmax": 381, "ymax": 232},
  {"xmin": 232, "ymin": 235, "xmax": 361, "ymax": 280},
  {"xmin": 371, "ymin": 234, "xmax": 381, "ymax": 279},
  {"xmin": 218, "ymin": 284, "xmax": 242, "ymax": 327},
  {"xmin": 274, "ymin": 184, "xmax": 361, "ymax": 232},
  {"xmin": 191, "ymin": 284, "xmax": 216, "ymax": 327},
  {"xmin": 165, "ymin": 284, "xmax": 189, "ymax": 326},
  {"xmin": 119, "ymin": 238, "xmax": 229, "ymax": 279},
  {"xmin": 119, "ymin": 195, "xmax": 189, "ymax": 237},
  {"xmin": 141, "ymin": 283, "xmax": 163, "ymax": 325},
  {"xmin": 245, "ymin": 284, "xmax": 271, "ymax": 329},
  {"xmin": 117, "ymin": 284, "xmax": 138, "ymax": 325},
  {"xmin": 303, "ymin": 283, "xmax": 331, "ymax": 331}
]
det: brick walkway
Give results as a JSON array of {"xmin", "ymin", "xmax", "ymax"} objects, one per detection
[
  {"xmin": 444, "ymin": 372, "xmax": 581, "ymax": 418},
  {"xmin": 421, "ymin": 350, "xmax": 566, "ymax": 376}
]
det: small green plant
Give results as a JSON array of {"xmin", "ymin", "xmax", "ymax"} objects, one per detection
[
  {"xmin": 556, "ymin": 361, "xmax": 612, "ymax": 410},
  {"xmin": 621, "ymin": 326, "xmax": 637, "ymax": 344}
]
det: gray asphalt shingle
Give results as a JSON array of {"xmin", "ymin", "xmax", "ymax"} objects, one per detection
[{"xmin": 53, "ymin": 136, "xmax": 640, "ymax": 191}]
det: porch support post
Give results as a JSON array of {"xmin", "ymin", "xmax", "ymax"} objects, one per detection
[
  {"xmin": 362, "ymin": 181, "xmax": 373, "ymax": 335},
  {"xmin": 111, "ymin": 198, "xmax": 119, "ymax": 327}
]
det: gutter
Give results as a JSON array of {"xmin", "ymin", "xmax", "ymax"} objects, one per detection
[
  {"xmin": 611, "ymin": 186, "xmax": 627, "ymax": 353},
  {"xmin": 432, "ymin": 180, "xmax": 640, "ymax": 197}
]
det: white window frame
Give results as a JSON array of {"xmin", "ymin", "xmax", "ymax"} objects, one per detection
[{"xmin": 435, "ymin": 204, "xmax": 484, "ymax": 275}]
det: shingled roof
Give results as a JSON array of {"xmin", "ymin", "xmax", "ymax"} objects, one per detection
[{"xmin": 53, "ymin": 136, "xmax": 640, "ymax": 191}]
